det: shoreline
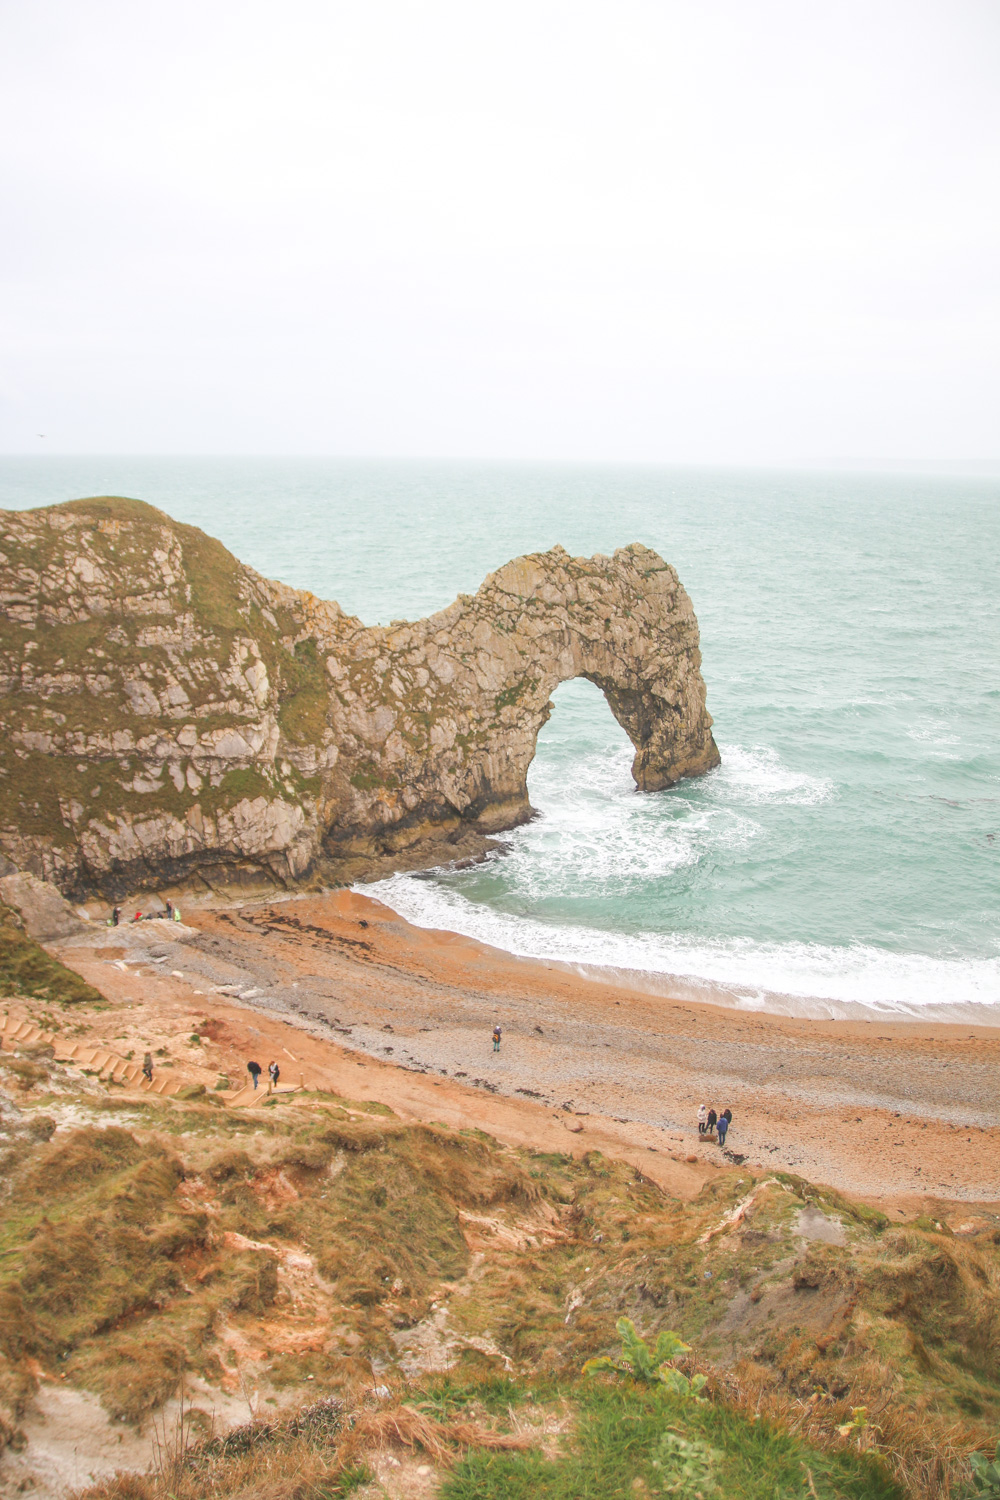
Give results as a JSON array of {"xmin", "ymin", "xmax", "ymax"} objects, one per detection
[
  {"xmin": 362, "ymin": 874, "xmax": 1000, "ymax": 1028},
  {"xmin": 55, "ymin": 885, "xmax": 1000, "ymax": 1206}
]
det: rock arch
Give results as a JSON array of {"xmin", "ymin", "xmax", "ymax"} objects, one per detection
[
  {"xmin": 320, "ymin": 542, "xmax": 720, "ymax": 857},
  {"xmin": 0, "ymin": 499, "xmax": 719, "ymax": 894}
]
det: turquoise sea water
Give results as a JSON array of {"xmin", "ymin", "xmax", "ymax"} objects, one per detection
[{"xmin": 2, "ymin": 457, "xmax": 998, "ymax": 1018}]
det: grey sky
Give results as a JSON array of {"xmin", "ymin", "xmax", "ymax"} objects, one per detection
[{"xmin": 2, "ymin": 0, "xmax": 998, "ymax": 463}]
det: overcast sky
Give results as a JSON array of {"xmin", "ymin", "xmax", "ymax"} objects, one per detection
[{"xmin": 1, "ymin": 0, "xmax": 998, "ymax": 464}]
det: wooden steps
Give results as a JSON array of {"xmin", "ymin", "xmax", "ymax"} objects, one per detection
[
  {"xmin": 1, "ymin": 1010, "xmax": 187, "ymax": 1098},
  {"xmin": 1, "ymin": 1008, "xmax": 301, "ymax": 1107}
]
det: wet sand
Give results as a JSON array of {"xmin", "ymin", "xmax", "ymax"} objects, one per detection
[{"xmin": 50, "ymin": 887, "xmax": 1000, "ymax": 1208}]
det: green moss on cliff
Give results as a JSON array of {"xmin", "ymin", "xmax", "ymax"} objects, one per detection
[
  {"xmin": 276, "ymin": 637, "xmax": 329, "ymax": 744},
  {"xmin": 494, "ymin": 676, "xmax": 539, "ymax": 712},
  {"xmin": 349, "ymin": 762, "xmax": 398, "ymax": 792},
  {"xmin": 210, "ymin": 766, "xmax": 275, "ymax": 806}
]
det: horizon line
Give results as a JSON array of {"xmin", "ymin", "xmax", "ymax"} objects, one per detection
[{"xmin": 1, "ymin": 451, "xmax": 999, "ymax": 477}]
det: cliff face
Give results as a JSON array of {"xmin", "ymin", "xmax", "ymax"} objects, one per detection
[{"xmin": 0, "ymin": 497, "xmax": 719, "ymax": 897}]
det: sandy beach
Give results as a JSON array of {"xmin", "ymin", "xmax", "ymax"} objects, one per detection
[{"xmin": 50, "ymin": 887, "xmax": 1000, "ymax": 1210}]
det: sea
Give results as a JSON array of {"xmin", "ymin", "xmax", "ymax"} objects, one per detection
[{"xmin": 2, "ymin": 457, "xmax": 998, "ymax": 1023}]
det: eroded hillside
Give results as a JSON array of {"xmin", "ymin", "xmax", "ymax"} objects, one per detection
[{"xmin": 0, "ymin": 1038, "xmax": 997, "ymax": 1499}]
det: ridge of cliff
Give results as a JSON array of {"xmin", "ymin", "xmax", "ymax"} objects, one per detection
[{"xmin": 0, "ymin": 496, "xmax": 719, "ymax": 898}]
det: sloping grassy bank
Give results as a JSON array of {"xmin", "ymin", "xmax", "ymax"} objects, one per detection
[
  {"xmin": 443, "ymin": 1377, "xmax": 900, "ymax": 1500},
  {"xmin": 0, "ymin": 1064, "xmax": 997, "ymax": 1497},
  {"xmin": 0, "ymin": 900, "xmax": 102, "ymax": 1003}
]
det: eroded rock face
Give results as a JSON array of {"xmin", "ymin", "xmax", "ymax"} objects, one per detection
[{"xmin": 0, "ymin": 497, "xmax": 719, "ymax": 897}]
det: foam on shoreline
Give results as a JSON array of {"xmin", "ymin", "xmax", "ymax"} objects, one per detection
[{"xmin": 364, "ymin": 870, "xmax": 1000, "ymax": 1026}]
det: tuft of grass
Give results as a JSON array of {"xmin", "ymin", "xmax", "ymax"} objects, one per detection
[{"xmin": 441, "ymin": 1379, "xmax": 903, "ymax": 1500}]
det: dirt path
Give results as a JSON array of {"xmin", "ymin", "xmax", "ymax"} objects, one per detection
[{"xmin": 47, "ymin": 887, "xmax": 1000, "ymax": 1208}]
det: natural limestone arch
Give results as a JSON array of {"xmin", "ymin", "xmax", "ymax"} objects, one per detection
[
  {"xmin": 0, "ymin": 499, "xmax": 719, "ymax": 894},
  {"xmin": 318, "ymin": 542, "xmax": 721, "ymax": 858}
]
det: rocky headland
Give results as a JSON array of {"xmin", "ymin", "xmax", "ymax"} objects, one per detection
[{"xmin": 0, "ymin": 496, "xmax": 719, "ymax": 899}]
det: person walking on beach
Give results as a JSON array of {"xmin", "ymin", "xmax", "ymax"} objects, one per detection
[
  {"xmin": 706, "ymin": 1107, "xmax": 717, "ymax": 1138},
  {"xmin": 268, "ymin": 1061, "xmax": 280, "ymax": 1093},
  {"xmin": 247, "ymin": 1059, "xmax": 262, "ymax": 1090},
  {"xmin": 717, "ymin": 1112, "xmax": 729, "ymax": 1148},
  {"xmin": 165, "ymin": 900, "xmax": 174, "ymax": 920},
  {"xmin": 141, "ymin": 1051, "xmax": 153, "ymax": 1084},
  {"xmin": 492, "ymin": 1025, "xmax": 502, "ymax": 1053},
  {"xmin": 112, "ymin": 905, "xmax": 121, "ymax": 927},
  {"xmin": 697, "ymin": 1104, "xmax": 707, "ymax": 1135}
]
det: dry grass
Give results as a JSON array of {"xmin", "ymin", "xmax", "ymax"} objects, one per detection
[
  {"xmin": 714, "ymin": 1355, "xmax": 989, "ymax": 1500},
  {"xmin": 1, "ymin": 1090, "xmax": 997, "ymax": 1496},
  {"xmin": 347, "ymin": 1403, "xmax": 535, "ymax": 1466},
  {"xmin": 71, "ymin": 1392, "xmax": 534, "ymax": 1500}
]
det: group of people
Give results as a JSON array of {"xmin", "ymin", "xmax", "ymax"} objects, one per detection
[
  {"xmin": 110, "ymin": 901, "xmax": 181, "ymax": 925},
  {"xmin": 247, "ymin": 1059, "xmax": 281, "ymax": 1092},
  {"xmin": 138, "ymin": 1055, "xmax": 281, "ymax": 1093},
  {"xmin": 697, "ymin": 1104, "xmax": 733, "ymax": 1146}
]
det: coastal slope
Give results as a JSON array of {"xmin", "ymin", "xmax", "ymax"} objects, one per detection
[
  {"xmin": 1, "ymin": 904, "xmax": 998, "ymax": 1499},
  {"xmin": 0, "ymin": 496, "xmax": 718, "ymax": 898}
]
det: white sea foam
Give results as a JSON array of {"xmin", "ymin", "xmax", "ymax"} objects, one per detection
[
  {"xmin": 512, "ymin": 742, "xmax": 745, "ymax": 892},
  {"xmin": 507, "ymin": 740, "xmax": 827, "ymax": 899},
  {"xmin": 362, "ymin": 733, "xmax": 997, "ymax": 1020},
  {"xmin": 364, "ymin": 871, "xmax": 1000, "ymax": 1018},
  {"xmin": 704, "ymin": 744, "xmax": 833, "ymax": 806}
]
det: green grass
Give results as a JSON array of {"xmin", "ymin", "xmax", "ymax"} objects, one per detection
[
  {"xmin": 0, "ymin": 903, "xmax": 103, "ymax": 1004},
  {"xmin": 442, "ymin": 1380, "xmax": 902, "ymax": 1500},
  {"xmin": 276, "ymin": 635, "xmax": 329, "ymax": 744}
]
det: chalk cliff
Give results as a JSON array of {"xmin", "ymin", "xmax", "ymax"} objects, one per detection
[{"xmin": 0, "ymin": 497, "xmax": 719, "ymax": 897}]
